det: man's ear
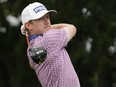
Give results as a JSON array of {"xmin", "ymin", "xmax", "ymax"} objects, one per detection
[{"xmin": 25, "ymin": 22, "xmax": 32, "ymax": 31}]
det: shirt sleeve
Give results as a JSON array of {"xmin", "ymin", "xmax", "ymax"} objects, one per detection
[{"xmin": 43, "ymin": 29, "xmax": 68, "ymax": 53}]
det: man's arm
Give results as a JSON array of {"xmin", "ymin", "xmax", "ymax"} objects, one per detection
[{"xmin": 50, "ymin": 23, "xmax": 77, "ymax": 42}]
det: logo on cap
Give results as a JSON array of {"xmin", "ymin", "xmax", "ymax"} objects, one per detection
[{"xmin": 33, "ymin": 5, "xmax": 47, "ymax": 13}]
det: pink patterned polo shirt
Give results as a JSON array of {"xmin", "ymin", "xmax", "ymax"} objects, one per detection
[{"xmin": 27, "ymin": 29, "xmax": 80, "ymax": 87}]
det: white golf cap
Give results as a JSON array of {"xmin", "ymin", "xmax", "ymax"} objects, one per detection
[{"xmin": 20, "ymin": 2, "xmax": 57, "ymax": 35}]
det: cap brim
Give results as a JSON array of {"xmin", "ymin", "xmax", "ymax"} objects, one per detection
[
  {"xmin": 49, "ymin": 10, "xmax": 57, "ymax": 14},
  {"xmin": 31, "ymin": 10, "xmax": 57, "ymax": 21},
  {"xmin": 48, "ymin": 10, "xmax": 57, "ymax": 16}
]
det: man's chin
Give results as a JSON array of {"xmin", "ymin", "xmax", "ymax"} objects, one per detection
[{"xmin": 45, "ymin": 27, "xmax": 51, "ymax": 31}]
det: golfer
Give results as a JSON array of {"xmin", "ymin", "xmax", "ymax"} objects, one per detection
[{"xmin": 20, "ymin": 2, "xmax": 80, "ymax": 87}]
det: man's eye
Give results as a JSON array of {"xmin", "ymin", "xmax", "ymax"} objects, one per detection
[{"xmin": 46, "ymin": 14, "xmax": 49, "ymax": 18}]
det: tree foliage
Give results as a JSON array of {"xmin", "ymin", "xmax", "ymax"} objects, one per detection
[{"xmin": 0, "ymin": 0, "xmax": 116, "ymax": 87}]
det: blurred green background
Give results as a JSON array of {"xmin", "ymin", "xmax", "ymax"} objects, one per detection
[{"xmin": 0, "ymin": 0, "xmax": 116, "ymax": 87}]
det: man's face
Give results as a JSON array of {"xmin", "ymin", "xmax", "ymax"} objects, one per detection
[{"xmin": 27, "ymin": 13, "xmax": 51, "ymax": 35}]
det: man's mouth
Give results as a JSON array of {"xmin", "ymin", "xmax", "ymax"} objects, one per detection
[{"xmin": 44, "ymin": 26, "xmax": 50, "ymax": 30}]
